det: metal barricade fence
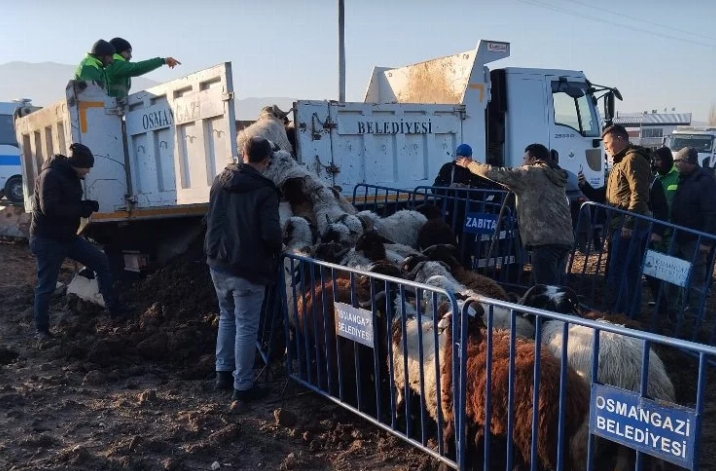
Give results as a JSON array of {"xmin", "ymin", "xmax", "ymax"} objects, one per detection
[
  {"xmin": 412, "ymin": 185, "xmax": 525, "ymax": 287},
  {"xmin": 255, "ymin": 282, "xmax": 286, "ymax": 370},
  {"xmin": 568, "ymin": 201, "xmax": 716, "ymax": 346},
  {"xmin": 351, "ymin": 183, "xmax": 422, "ymax": 215},
  {"xmin": 278, "ymin": 254, "xmax": 716, "ymax": 470},
  {"xmin": 351, "ymin": 184, "xmax": 526, "ymax": 286},
  {"xmin": 280, "ymin": 252, "xmax": 469, "ymax": 469}
]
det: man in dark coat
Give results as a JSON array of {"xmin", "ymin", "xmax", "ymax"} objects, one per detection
[
  {"xmin": 30, "ymin": 143, "xmax": 127, "ymax": 339},
  {"xmin": 670, "ymin": 147, "xmax": 716, "ymax": 313},
  {"xmin": 205, "ymin": 136, "xmax": 282, "ymax": 402}
]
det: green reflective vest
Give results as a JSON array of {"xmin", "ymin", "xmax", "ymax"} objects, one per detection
[{"xmin": 74, "ymin": 54, "xmax": 109, "ymax": 90}]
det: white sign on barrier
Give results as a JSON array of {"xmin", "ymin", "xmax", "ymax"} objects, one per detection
[
  {"xmin": 590, "ymin": 383, "xmax": 698, "ymax": 469},
  {"xmin": 642, "ymin": 249, "xmax": 691, "ymax": 288},
  {"xmin": 334, "ymin": 302, "xmax": 374, "ymax": 348}
]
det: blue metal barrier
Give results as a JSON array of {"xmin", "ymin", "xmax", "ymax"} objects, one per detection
[
  {"xmin": 281, "ymin": 252, "xmax": 469, "ymax": 469},
  {"xmin": 278, "ymin": 254, "xmax": 716, "ymax": 470},
  {"xmin": 351, "ymin": 184, "xmax": 422, "ymax": 215},
  {"xmin": 412, "ymin": 186, "xmax": 526, "ymax": 287},
  {"xmin": 568, "ymin": 201, "xmax": 716, "ymax": 346},
  {"xmin": 350, "ymin": 184, "xmax": 526, "ymax": 287}
]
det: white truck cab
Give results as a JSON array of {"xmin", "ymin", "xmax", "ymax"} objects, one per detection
[{"xmin": 665, "ymin": 127, "xmax": 716, "ymax": 169}]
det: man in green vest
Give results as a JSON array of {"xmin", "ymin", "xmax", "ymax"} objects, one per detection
[
  {"xmin": 74, "ymin": 40, "xmax": 116, "ymax": 90},
  {"xmin": 105, "ymin": 37, "xmax": 181, "ymax": 99},
  {"xmin": 651, "ymin": 146, "xmax": 680, "ymax": 212}
]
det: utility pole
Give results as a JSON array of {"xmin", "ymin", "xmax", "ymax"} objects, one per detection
[{"xmin": 338, "ymin": 0, "xmax": 346, "ymax": 101}]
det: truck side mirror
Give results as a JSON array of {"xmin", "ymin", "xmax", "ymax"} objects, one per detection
[{"xmin": 605, "ymin": 93, "xmax": 615, "ymax": 122}]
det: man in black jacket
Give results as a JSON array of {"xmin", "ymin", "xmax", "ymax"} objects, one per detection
[
  {"xmin": 205, "ymin": 136, "xmax": 282, "ymax": 402},
  {"xmin": 30, "ymin": 143, "xmax": 126, "ymax": 339},
  {"xmin": 670, "ymin": 147, "xmax": 716, "ymax": 313}
]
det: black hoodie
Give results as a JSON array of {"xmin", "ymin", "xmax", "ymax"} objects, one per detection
[
  {"xmin": 30, "ymin": 155, "xmax": 86, "ymax": 242},
  {"xmin": 204, "ymin": 163, "xmax": 282, "ymax": 285}
]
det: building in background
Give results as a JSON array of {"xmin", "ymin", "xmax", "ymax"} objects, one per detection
[{"xmin": 612, "ymin": 110, "xmax": 692, "ymax": 149}]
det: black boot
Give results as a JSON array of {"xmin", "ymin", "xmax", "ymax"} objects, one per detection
[{"xmin": 215, "ymin": 371, "xmax": 233, "ymax": 391}]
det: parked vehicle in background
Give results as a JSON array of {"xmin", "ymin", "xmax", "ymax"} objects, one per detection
[
  {"xmin": 665, "ymin": 127, "xmax": 716, "ymax": 169},
  {"xmin": 0, "ymin": 100, "xmax": 37, "ymax": 204}
]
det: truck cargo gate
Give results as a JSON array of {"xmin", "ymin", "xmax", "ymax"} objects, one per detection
[{"xmin": 278, "ymin": 254, "xmax": 716, "ymax": 470}]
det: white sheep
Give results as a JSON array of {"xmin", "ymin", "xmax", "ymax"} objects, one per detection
[
  {"xmin": 282, "ymin": 217, "xmax": 315, "ymax": 327},
  {"xmin": 279, "ymin": 201, "xmax": 293, "ymax": 232},
  {"xmin": 356, "ymin": 209, "xmax": 427, "ymax": 248},
  {"xmin": 237, "ymin": 105, "xmax": 293, "ymax": 154},
  {"xmin": 519, "ymin": 284, "xmax": 676, "ymax": 471},
  {"xmin": 389, "ymin": 298, "xmax": 482, "ymax": 427},
  {"xmin": 264, "ymin": 150, "xmax": 362, "ymax": 245},
  {"xmin": 405, "ymin": 260, "xmax": 535, "ymax": 339}
]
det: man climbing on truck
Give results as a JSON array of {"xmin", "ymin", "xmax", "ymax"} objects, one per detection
[
  {"xmin": 74, "ymin": 39, "xmax": 116, "ymax": 90},
  {"xmin": 29, "ymin": 143, "xmax": 130, "ymax": 340},
  {"xmin": 106, "ymin": 37, "xmax": 181, "ymax": 99}
]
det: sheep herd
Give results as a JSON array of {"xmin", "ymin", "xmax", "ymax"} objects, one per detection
[{"xmin": 244, "ymin": 121, "xmax": 677, "ymax": 471}]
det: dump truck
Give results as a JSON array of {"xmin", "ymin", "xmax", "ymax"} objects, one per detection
[{"xmin": 14, "ymin": 40, "xmax": 620, "ymax": 281}]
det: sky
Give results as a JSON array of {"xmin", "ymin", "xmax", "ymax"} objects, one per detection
[{"xmin": 1, "ymin": 0, "xmax": 715, "ymax": 121}]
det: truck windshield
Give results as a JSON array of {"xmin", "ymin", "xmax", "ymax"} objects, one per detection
[
  {"xmin": 666, "ymin": 134, "xmax": 714, "ymax": 153},
  {"xmin": 0, "ymin": 114, "xmax": 18, "ymax": 147},
  {"xmin": 551, "ymin": 81, "xmax": 600, "ymax": 137}
]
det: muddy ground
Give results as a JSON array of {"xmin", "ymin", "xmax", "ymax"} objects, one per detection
[
  {"xmin": 0, "ymin": 240, "xmax": 440, "ymax": 471},
  {"xmin": 0, "ymin": 239, "xmax": 715, "ymax": 471}
]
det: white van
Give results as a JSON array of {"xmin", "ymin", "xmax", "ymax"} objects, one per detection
[{"xmin": 0, "ymin": 101, "xmax": 25, "ymax": 203}]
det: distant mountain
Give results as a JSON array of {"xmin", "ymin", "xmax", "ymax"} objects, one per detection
[
  {"xmin": 0, "ymin": 61, "xmax": 299, "ymax": 120},
  {"xmin": 0, "ymin": 61, "xmax": 160, "ymax": 106}
]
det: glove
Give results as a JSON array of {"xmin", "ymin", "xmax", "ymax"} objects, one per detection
[{"xmin": 80, "ymin": 200, "xmax": 99, "ymax": 218}]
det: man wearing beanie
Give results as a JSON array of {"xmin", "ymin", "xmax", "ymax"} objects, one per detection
[
  {"xmin": 29, "ymin": 143, "xmax": 128, "ymax": 340},
  {"xmin": 105, "ymin": 37, "xmax": 181, "ymax": 98},
  {"xmin": 74, "ymin": 39, "xmax": 116, "ymax": 90},
  {"xmin": 651, "ymin": 146, "xmax": 680, "ymax": 213},
  {"xmin": 669, "ymin": 147, "xmax": 716, "ymax": 313}
]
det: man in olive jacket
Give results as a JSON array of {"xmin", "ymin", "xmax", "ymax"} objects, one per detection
[
  {"xmin": 106, "ymin": 37, "xmax": 181, "ymax": 98},
  {"xmin": 205, "ymin": 137, "xmax": 282, "ymax": 402},
  {"xmin": 578, "ymin": 124, "xmax": 652, "ymax": 317},
  {"xmin": 456, "ymin": 143, "xmax": 574, "ymax": 285}
]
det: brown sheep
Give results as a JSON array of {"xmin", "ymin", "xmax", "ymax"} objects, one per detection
[
  {"xmin": 439, "ymin": 305, "xmax": 591, "ymax": 471},
  {"xmin": 281, "ymin": 177, "xmax": 317, "ymax": 228},
  {"xmin": 294, "ymin": 263, "xmax": 403, "ymax": 418},
  {"xmin": 423, "ymin": 244, "xmax": 508, "ymax": 301}
]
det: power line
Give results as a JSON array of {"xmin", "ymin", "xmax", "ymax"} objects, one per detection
[
  {"xmin": 562, "ymin": 0, "xmax": 716, "ymax": 42},
  {"xmin": 517, "ymin": 0, "xmax": 716, "ymax": 49}
]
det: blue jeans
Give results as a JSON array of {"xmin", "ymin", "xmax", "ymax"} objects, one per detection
[
  {"xmin": 210, "ymin": 268, "xmax": 266, "ymax": 391},
  {"xmin": 30, "ymin": 235, "xmax": 117, "ymax": 332},
  {"xmin": 607, "ymin": 228, "xmax": 648, "ymax": 317}
]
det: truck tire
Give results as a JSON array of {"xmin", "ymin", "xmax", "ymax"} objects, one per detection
[{"xmin": 4, "ymin": 176, "xmax": 23, "ymax": 204}]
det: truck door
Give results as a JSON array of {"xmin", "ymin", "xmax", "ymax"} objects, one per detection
[
  {"xmin": 546, "ymin": 78, "xmax": 603, "ymax": 188},
  {"xmin": 293, "ymin": 101, "xmax": 335, "ymax": 187},
  {"xmin": 125, "ymin": 62, "xmax": 237, "ymax": 206}
]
